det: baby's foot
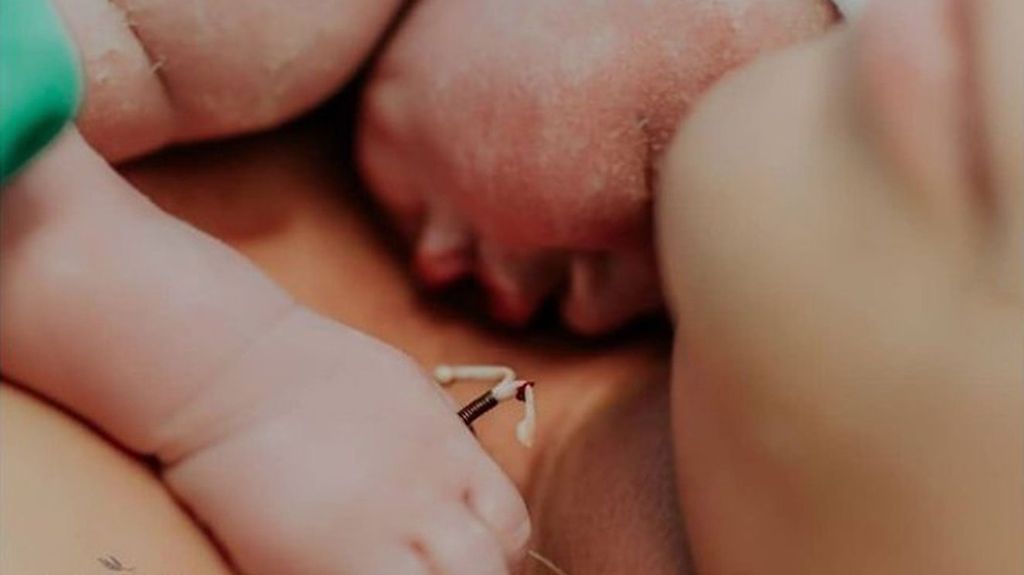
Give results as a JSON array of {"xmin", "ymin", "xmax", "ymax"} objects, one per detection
[
  {"xmin": 358, "ymin": 0, "xmax": 838, "ymax": 333},
  {"xmin": 161, "ymin": 308, "xmax": 531, "ymax": 574}
]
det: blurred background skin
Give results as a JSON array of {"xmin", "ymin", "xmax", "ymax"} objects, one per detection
[{"xmin": 657, "ymin": 0, "xmax": 1023, "ymax": 572}]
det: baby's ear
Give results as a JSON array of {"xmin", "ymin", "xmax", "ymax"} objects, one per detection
[{"xmin": 856, "ymin": 0, "xmax": 980, "ymax": 229}]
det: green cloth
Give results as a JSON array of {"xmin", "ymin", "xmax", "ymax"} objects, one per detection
[{"xmin": 1, "ymin": 0, "xmax": 81, "ymax": 184}]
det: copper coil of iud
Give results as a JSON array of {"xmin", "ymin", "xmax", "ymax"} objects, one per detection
[{"xmin": 458, "ymin": 391, "xmax": 500, "ymax": 427}]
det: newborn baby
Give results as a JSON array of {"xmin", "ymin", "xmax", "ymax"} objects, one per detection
[
  {"xmin": 1, "ymin": 0, "xmax": 842, "ymax": 573},
  {"xmin": 4, "ymin": 2, "xmax": 530, "ymax": 575}
]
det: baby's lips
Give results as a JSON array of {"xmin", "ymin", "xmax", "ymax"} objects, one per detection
[
  {"xmin": 560, "ymin": 249, "xmax": 663, "ymax": 335},
  {"xmin": 415, "ymin": 238, "xmax": 474, "ymax": 288},
  {"xmin": 475, "ymin": 242, "xmax": 565, "ymax": 327},
  {"xmin": 415, "ymin": 249, "xmax": 473, "ymax": 288}
]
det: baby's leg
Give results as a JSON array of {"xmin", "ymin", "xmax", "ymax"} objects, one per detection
[
  {"xmin": 0, "ymin": 129, "xmax": 529, "ymax": 574},
  {"xmin": 358, "ymin": 0, "xmax": 837, "ymax": 333},
  {"xmin": 53, "ymin": 0, "xmax": 400, "ymax": 161}
]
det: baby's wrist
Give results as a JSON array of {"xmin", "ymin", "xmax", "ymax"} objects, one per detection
[
  {"xmin": 148, "ymin": 306, "xmax": 314, "ymax": 464},
  {"xmin": 150, "ymin": 306, "xmax": 411, "ymax": 466}
]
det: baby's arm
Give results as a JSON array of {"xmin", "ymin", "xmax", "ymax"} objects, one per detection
[
  {"xmin": 0, "ymin": 129, "xmax": 529, "ymax": 574},
  {"xmin": 1, "ymin": 129, "xmax": 294, "ymax": 452}
]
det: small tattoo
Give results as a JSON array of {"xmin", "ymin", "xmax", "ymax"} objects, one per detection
[{"xmin": 98, "ymin": 555, "xmax": 135, "ymax": 572}]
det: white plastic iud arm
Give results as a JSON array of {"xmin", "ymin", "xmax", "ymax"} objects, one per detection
[
  {"xmin": 516, "ymin": 384, "xmax": 536, "ymax": 448},
  {"xmin": 434, "ymin": 364, "xmax": 516, "ymax": 387}
]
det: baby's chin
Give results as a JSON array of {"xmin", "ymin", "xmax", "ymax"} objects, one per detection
[{"xmin": 358, "ymin": 0, "xmax": 839, "ymax": 334}]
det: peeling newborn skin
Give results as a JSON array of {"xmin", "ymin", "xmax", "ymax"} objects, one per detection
[
  {"xmin": 54, "ymin": 0, "xmax": 402, "ymax": 162},
  {"xmin": 359, "ymin": 0, "xmax": 839, "ymax": 333}
]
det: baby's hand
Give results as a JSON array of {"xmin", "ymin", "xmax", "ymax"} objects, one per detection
[
  {"xmin": 358, "ymin": 0, "xmax": 837, "ymax": 333},
  {"xmin": 1, "ymin": 131, "xmax": 528, "ymax": 575},
  {"xmin": 163, "ymin": 309, "xmax": 531, "ymax": 574}
]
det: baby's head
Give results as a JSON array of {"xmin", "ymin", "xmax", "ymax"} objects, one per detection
[{"xmin": 358, "ymin": 0, "xmax": 841, "ymax": 333}]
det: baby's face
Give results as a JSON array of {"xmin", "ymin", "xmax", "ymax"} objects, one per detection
[{"xmin": 358, "ymin": 0, "xmax": 838, "ymax": 333}]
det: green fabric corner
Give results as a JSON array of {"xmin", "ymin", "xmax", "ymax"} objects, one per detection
[{"xmin": 1, "ymin": 0, "xmax": 82, "ymax": 184}]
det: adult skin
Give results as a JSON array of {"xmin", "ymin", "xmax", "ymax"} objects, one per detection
[{"xmin": 659, "ymin": 0, "xmax": 1023, "ymax": 573}]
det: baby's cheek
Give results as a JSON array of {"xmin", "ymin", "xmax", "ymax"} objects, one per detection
[{"xmin": 360, "ymin": 0, "xmax": 837, "ymax": 249}]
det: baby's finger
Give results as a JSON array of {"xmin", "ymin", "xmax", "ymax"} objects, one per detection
[
  {"xmin": 413, "ymin": 505, "xmax": 510, "ymax": 575},
  {"xmin": 464, "ymin": 463, "xmax": 532, "ymax": 567}
]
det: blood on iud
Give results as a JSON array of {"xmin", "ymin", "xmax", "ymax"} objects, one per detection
[
  {"xmin": 435, "ymin": 365, "xmax": 537, "ymax": 446},
  {"xmin": 515, "ymin": 381, "xmax": 535, "ymax": 402}
]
